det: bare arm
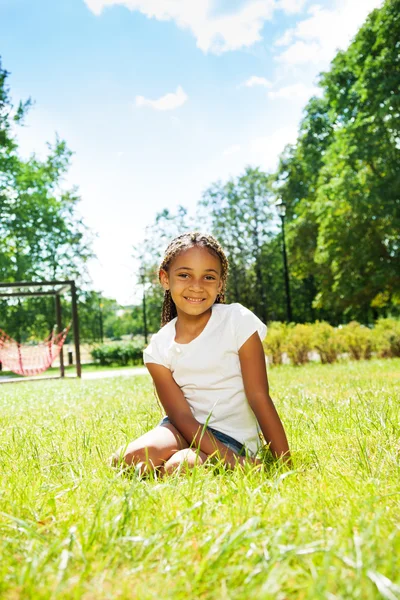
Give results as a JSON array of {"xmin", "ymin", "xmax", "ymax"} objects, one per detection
[
  {"xmin": 146, "ymin": 362, "xmax": 247, "ymax": 468},
  {"xmin": 239, "ymin": 332, "xmax": 291, "ymax": 464}
]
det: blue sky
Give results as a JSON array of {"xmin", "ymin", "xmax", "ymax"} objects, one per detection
[{"xmin": 1, "ymin": 0, "xmax": 382, "ymax": 304}]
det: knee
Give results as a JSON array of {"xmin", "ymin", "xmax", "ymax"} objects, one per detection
[
  {"xmin": 163, "ymin": 452, "xmax": 183, "ymax": 475},
  {"xmin": 164, "ymin": 449, "xmax": 205, "ymax": 475},
  {"xmin": 110, "ymin": 444, "xmax": 156, "ymax": 469}
]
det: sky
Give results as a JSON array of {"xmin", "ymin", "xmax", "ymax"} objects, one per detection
[{"xmin": 1, "ymin": 0, "xmax": 383, "ymax": 305}]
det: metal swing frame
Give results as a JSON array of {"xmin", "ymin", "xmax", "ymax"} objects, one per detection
[{"xmin": 0, "ymin": 280, "xmax": 81, "ymax": 380}]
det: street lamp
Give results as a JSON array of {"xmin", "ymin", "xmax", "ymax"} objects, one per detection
[
  {"xmin": 98, "ymin": 294, "xmax": 104, "ymax": 344},
  {"xmin": 276, "ymin": 198, "xmax": 293, "ymax": 322},
  {"xmin": 139, "ymin": 265, "xmax": 148, "ymax": 345}
]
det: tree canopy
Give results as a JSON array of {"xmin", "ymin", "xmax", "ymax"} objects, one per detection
[
  {"xmin": 2, "ymin": 0, "xmax": 399, "ymax": 340},
  {"xmin": 137, "ymin": 0, "xmax": 400, "ymax": 327},
  {"xmin": 0, "ymin": 58, "xmax": 94, "ymax": 340},
  {"xmin": 274, "ymin": 0, "xmax": 399, "ymax": 322}
]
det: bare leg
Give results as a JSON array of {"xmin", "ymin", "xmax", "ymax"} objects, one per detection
[
  {"xmin": 111, "ymin": 424, "xmax": 189, "ymax": 475},
  {"xmin": 163, "ymin": 448, "xmax": 208, "ymax": 476}
]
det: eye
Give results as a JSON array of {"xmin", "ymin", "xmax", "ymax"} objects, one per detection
[
  {"xmin": 205, "ymin": 275, "xmax": 216, "ymax": 281},
  {"xmin": 177, "ymin": 273, "xmax": 190, "ymax": 279}
]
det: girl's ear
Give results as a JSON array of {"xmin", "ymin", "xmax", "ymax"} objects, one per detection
[{"xmin": 159, "ymin": 269, "xmax": 169, "ymax": 290}]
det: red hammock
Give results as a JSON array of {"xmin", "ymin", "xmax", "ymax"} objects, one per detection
[{"xmin": 0, "ymin": 325, "xmax": 71, "ymax": 376}]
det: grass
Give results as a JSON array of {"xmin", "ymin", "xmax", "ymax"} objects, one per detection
[{"xmin": 0, "ymin": 358, "xmax": 399, "ymax": 599}]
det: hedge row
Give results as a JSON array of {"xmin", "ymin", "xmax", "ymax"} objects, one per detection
[
  {"xmin": 263, "ymin": 318, "xmax": 400, "ymax": 366},
  {"xmin": 91, "ymin": 340, "xmax": 145, "ymax": 366},
  {"xmin": 90, "ymin": 318, "xmax": 400, "ymax": 367}
]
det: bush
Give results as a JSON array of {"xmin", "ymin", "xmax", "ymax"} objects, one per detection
[
  {"xmin": 263, "ymin": 322, "xmax": 290, "ymax": 365},
  {"xmin": 285, "ymin": 324, "xmax": 313, "ymax": 365},
  {"xmin": 91, "ymin": 340, "xmax": 145, "ymax": 366},
  {"xmin": 337, "ymin": 322, "xmax": 372, "ymax": 360},
  {"xmin": 262, "ymin": 318, "xmax": 400, "ymax": 366},
  {"xmin": 312, "ymin": 321, "xmax": 342, "ymax": 364},
  {"xmin": 372, "ymin": 318, "xmax": 400, "ymax": 358}
]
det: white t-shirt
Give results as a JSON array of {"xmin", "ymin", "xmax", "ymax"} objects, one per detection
[{"xmin": 143, "ymin": 303, "xmax": 267, "ymax": 454}]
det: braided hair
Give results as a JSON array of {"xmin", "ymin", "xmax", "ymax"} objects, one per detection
[{"xmin": 159, "ymin": 232, "xmax": 229, "ymax": 326}]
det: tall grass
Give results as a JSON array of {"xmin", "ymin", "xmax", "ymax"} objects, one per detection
[{"xmin": 0, "ymin": 359, "xmax": 399, "ymax": 599}]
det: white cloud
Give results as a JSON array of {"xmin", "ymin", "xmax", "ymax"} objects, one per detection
[
  {"xmin": 84, "ymin": 0, "xmax": 300, "ymax": 54},
  {"xmin": 276, "ymin": 0, "xmax": 308, "ymax": 15},
  {"xmin": 242, "ymin": 75, "xmax": 272, "ymax": 88},
  {"xmin": 268, "ymin": 82, "xmax": 321, "ymax": 101},
  {"xmin": 278, "ymin": 40, "xmax": 321, "ymax": 65},
  {"xmin": 276, "ymin": 0, "xmax": 384, "ymax": 67},
  {"xmin": 223, "ymin": 144, "xmax": 241, "ymax": 156},
  {"xmin": 274, "ymin": 28, "xmax": 294, "ymax": 47},
  {"xmin": 248, "ymin": 126, "xmax": 298, "ymax": 171},
  {"xmin": 135, "ymin": 86, "xmax": 188, "ymax": 111}
]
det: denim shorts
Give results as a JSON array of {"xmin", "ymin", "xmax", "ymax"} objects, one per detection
[{"xmin": 159, "ymin": 416, "xmax": 245, "ymax": 456}]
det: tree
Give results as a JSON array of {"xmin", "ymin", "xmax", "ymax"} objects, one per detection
[
  {"xmin": 201, "ymin": 167, "xmax": 274, "ymax": 322},
  {"xmin": 133, "ymin": 206, "xmax": 193, "ymax": 332},
  {"xmin": 312, "ymin": 0, "xmax": 400, "ymax": 320},
  {"xmin": 273, "ymin": 97, "xmax": 334, "ymax": 322},
  {"xmin": 0, "ymin": 57, "xmax": 94, "ymax": 340},
  {"xmin": 1, "ymin": 138, "xmax": 93, "ymax": 284},
  {"xmin": 273, "ymin": 0, "xmax": 400, "ymax": 322}
]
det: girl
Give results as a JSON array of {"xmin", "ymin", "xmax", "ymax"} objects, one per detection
[{"xmin": 113, "ymin": 232, "xmax": 290, "ymax": 475}]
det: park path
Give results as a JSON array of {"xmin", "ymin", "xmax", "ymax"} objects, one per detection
[
  {"xmin": 0, "ymin": 366, "xmax": 149, "ymax": 384},
  {"xmin": 83, "ymin": 367, "xmax": 149, "ymax": 379}
]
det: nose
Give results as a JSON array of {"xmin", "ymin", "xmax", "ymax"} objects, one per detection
[{"xmin": 189, "ymin": 278, "xmax": 204, "ymax": 291}]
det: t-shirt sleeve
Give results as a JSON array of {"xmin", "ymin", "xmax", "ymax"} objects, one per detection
[
  {"xmin": 143, "ymin": 335, "xmax": 169, "ymax": 368},
  {"xmin": 232, "ymin": 304, "xmax": 267, "ymax": 350}
]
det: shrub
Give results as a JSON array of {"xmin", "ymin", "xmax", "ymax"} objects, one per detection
[
  {"xmin": 285, "ymin": 324, "xmax": 313, "ymax": 365},
  {"xmin": 338, "ymin": 322, "xmax": 372, "ymax": 360},
  {"xmin": 91, "ymin": 340, "xmax": 145, "ymax": 366},
  {"xmin": 372, "ymin": 318, "xmax": 400, "ymax": 358},
  {"xmin": 312, "ymin": 321, "xmax": 342, "ymax": 364},
  {"xmin": 263, "ymin": 322, "xmax": 290, "ymax": 365}
]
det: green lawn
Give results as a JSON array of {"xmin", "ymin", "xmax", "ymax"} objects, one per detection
[{"xmin": 0, "ymin": 359, "xmax": 399, "ymax": 599}]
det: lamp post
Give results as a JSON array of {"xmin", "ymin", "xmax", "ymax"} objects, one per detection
[
  {"xmin": 139, "ymin": 266, "xmax": 148, "ymax": 345},
  {"xmin": 98, "ymin": 294, "xmax": 104, "ymax": 344},
  {"xmin": 276, "ymin": 199, "xmax": 293, "ymax": 322}
]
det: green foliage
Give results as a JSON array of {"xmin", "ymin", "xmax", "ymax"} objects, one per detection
[
  {"xmin": 0, "ymin": 57, "xmax": 94, "ymax": 342},
  {"xmin": 311, "ymin": 321, "xmax": 342, "ymax": 364},
  {"xmin": 201, "ymin": 167, "xmax": 274, "ymax": 323},
  {"xmin": 337, "ymin": 322, "xmax": 373, "ymax": 361},
  {"xmin": 273, "ymin": 0, "xmax": 400, "ymax": 322},
  {"xmin": 0, "ymin": 296, "xmax": 56, "ymax": 342},
  {"xmin": 285, "ymin": 323, "xmax": 314, "ymax": 365},
  {"xmin": 133, "ymin": 2, "xmax": 399, "ymax": 325},
  {"xmin": 77, "ymin": 293, "xmax": 114, "ymax": 343},
  {"xmin": 372, "ymin": 317, "xmax": 400, "ymax": 358},
  {"xmin": 91, "ymin": 340, "xmax": 145, "ymax": 366},
  {"xmin": 263, "ymin": 322, "xmax": 289, "ymax": 364},
  {"xmin": 263, "ymin": 319, "xmax": 400, "ymax": 365},
  {"xmin": 0, "ymin": 135, "xmax": 93, "ymax": 284},
  {"xmin": 133, "ymin": 205, "xmax": 193, "ymax": 333},
  {"xmin": 135, "ymin": 0, "xmax": 400, "ymax": 326}
]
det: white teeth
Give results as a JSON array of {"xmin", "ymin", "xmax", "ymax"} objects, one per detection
[{"xmin": 185, "ymin": 297, "xmax": 204, "ymax": 302}]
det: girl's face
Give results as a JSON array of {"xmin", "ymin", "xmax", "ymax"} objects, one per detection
[{"xmin": 160, "ymin": 246, "xmax": 222, "ymax": 318}]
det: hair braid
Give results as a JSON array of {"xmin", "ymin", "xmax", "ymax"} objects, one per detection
[{"xmin": 159, "ymin": 232, "xmax": 229, "ymax": 326}]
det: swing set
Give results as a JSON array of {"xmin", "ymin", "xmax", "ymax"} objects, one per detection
[{"xmin": 0, "ymin": 280, "xmax": 81, "ymax": 380}]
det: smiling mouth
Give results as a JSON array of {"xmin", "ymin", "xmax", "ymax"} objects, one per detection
[{"xmin": 184, "ymin": 297, "xmax": 206, "ymax": 303}]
